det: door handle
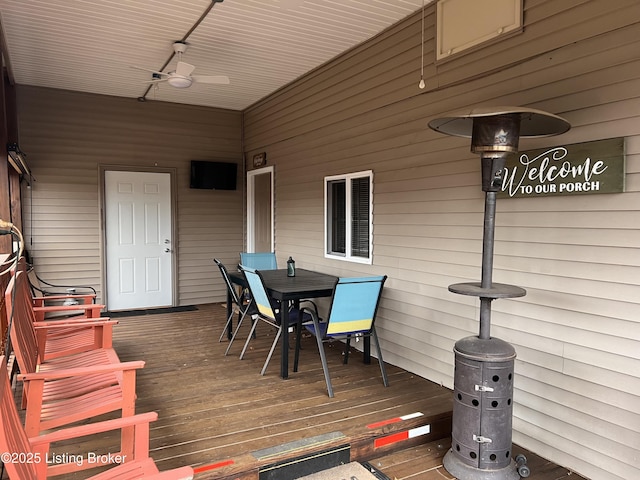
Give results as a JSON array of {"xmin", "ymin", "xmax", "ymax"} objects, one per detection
[{"xmin": 164, "ymin": 248, "xmax": 172, "ymax": 253}]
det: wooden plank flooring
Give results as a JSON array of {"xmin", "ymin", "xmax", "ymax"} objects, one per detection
[
  {"xmin": 371, "ymin": 440, "xmax": 583, "ymax": 480},
  {"xmin": 116, "ymin": 304, "xmax": 449, "ymax": 473},
  {"xmin": 6, "ymin": 303, "xmax": 587, "ymax": 480}
]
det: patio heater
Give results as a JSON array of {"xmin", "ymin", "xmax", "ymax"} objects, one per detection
[{"xmin": 428, "ymin": 107, "xmax": 570, "ymax": 480}]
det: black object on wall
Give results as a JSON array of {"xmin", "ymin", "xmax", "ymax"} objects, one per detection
[{"xmin": 190, "ymin": 160, "xmax": 237, "ymax": 190}]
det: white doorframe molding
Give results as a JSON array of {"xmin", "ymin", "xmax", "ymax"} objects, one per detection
[
  {"xmin": 246, "ymin": 166, "xmax": 274, "ymax": 253},
  {"xmin": 99, "ymin": 164, "xmax": 177, "ymax": 309}
]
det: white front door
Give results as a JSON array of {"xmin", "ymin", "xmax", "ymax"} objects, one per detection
[{"xmin": 105, "ymin": 170, "xmax": 173, "ymax": 310}]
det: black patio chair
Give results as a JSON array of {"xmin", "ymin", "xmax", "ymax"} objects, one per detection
[{"xmin": 214, "ymin": 259, "xmax": 256, "ymax": 351}]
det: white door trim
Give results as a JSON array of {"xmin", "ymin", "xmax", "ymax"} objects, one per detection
[
  {"xmin": 99, "ymin": 165, "xmax": 177, "ymax": 310},
  {"xmin": 246, "ymin": 166, "xmax": 274, "ymax": 253}
]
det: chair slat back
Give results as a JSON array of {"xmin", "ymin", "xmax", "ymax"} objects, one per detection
[
  {"xmin": 326, "ymin": 276, "xmax": 386, "ymax": 335},
  {"xmin": 214, "ymin": 259, "xmax": 241, "ymax": 306},
  {"xmin": 239, "ymin": 266, "xmax": 276, "ymax": 321},
  {"xmin": 5, "ymin": 272, "xmax": 40, "ymax": 375},
  {"xmin": 239, "ymin": 252, "xmax": 277, "ymax": 270},
  {"xmin": 0, "ymin": 355, "xmax": 38, "ymax": 480}
]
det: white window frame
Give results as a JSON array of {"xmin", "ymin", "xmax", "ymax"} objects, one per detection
[{"xmin": 324, "ymin": 170, "xmax": 373, "ymax": 265}]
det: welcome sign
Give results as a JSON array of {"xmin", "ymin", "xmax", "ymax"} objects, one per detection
[{"xmin": 499, "ymin": 137, "xmax": 625, "ymax": 198}]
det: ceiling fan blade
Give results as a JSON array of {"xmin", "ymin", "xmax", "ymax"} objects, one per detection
[
  {"xmin": 144, "ymin": 78, "xmax": 169, "ymax": 84},
  {"xmin": 191, "ymin": 75, "xmax": 230, "ymax": 85},
  {"xmin": 131, "ymin": 65, "xmax": 168, "ymax": 76},
  {"xmin": 175, "ymin": 61, "xmax": 195, "ymax": 77}
]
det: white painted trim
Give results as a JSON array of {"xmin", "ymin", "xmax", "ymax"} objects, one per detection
[
  {"xmin": 324, "ymin": 169, "xmax": 373, "ymax": 265},
  {"xmin": 246, "ymin": 166, "xmax": 275, "ymax": 253},
  {"xmin": 100, "ymin": 166, "xmax": 177, "ymax": 310}
]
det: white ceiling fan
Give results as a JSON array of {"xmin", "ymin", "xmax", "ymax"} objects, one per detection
[{"xmin": 135, "ymin": 41, "xmax": 230, "ymax": 89}]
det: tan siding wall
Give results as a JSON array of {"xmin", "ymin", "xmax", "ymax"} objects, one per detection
[
  {"xmin": 17, "ymin": 86, "xmax": 243, "ymax": 306},
  {"xmin": 243, "ymin": 1, "xmax": 640, "ymax": 479}
]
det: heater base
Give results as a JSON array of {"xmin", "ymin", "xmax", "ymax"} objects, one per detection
[{"xmin": 443, "ymin": 449, "xmax": 520, "ymax": 480}]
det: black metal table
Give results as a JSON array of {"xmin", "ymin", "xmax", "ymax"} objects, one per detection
[{"xmin": 227, "ymin": 268, "xmax": 337, "ymax": 379}]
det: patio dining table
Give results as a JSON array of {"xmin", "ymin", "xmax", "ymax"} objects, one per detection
[{"xmin": 227, "ymin": 268, "xmax": 338, "ymax": 379}]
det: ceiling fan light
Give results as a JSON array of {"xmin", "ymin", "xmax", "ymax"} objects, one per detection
[{"xmin": 167, "ymin": 76, "xmax": 192, "ymax": 88}]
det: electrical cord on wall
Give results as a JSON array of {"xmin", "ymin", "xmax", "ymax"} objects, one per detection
[{"xmin": 0, "ymin": 220, "xmax": 24, "ymax": 359}]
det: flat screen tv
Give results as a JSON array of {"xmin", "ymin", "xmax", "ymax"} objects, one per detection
[{"xmin": 190, "ymin": 160, "xmax": 237, "ymax": 190}]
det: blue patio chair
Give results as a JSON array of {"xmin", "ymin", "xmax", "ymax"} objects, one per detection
[
  {"xmin": 237, "ymin": 252, "xmax": 277, "ymax": 313},
  {"xmin": 214, "ymin": 259, "xmax": 256, "ymax": 351},
  {"xmin": 293, "ymin": 275, "xmax": 388, "ymax": 398},
  {"xmin": 239, "ymin": 252, "xmax": 278, "ymax": 270},
  {"xmin": 238, "ymin": 265, "xmax": 312, "ymax": 376}
]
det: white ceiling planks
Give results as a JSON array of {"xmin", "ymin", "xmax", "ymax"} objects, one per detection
[{"xmin": 1, "ymin": 0, "xmax": 428, "ymax": 110}]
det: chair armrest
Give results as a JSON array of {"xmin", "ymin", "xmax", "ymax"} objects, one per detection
[
  {"xmin": 32, "ymin": 303, "xmax": 104, "ymax": 321},
  {"xmin": 33, "ymin": 303, "xmax": 104, "ymax": 314},
  {"xmin": 33, "ymin": 293, "xmax": 96, "ymax": 306},
  {"xmin": 29, "ymin": 413, "xmax": 194, "ymax": 479},
  {"xmin": 29, "ymin": 411, "xmax": 158, "ymax": 445},
  {"xmin": 300, "ymin": 305, "xmax": 321, "ymax": 323},
  {"xmin": 18, "ymin": 360, "xmax": 145, "ymax": 381},
  {"xmin": 299, "ymin": 300, "xmax": 319, "ymax": 316},
  {"xmin": 39, "ymin": 292, "xmax": 96, "ymax": 299},
  {"xmin": 33, "ymin": 318, "xmax": 117, "ymax": 328}
]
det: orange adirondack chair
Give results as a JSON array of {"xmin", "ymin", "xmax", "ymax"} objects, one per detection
[
  {"xmin": 8, "ymin": 270, "xmax": 116, "ymax": 360},
  {"xmin": 0, "ymin": 355, "xmax": 194, "ymax": 479},
  {"xmin": 6, "ymin": 272, "xmax": 144, "ymax": 457}
]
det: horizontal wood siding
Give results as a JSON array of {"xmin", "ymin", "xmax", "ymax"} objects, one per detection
[
  {"xmin": 17, "ymin": 86, "xmax": 243, "ymax": 306},
  {"xmin": 242, "ymin": 1, "xmax": 640, "ymax": 479}
]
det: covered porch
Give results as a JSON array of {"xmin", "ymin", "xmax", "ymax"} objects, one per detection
[{"xmin": 12, "ymin": 303, "xmax": 583, "ymax": 480}]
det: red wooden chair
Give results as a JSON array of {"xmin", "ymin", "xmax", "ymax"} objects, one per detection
[
  {"xmin": 0, "ymin": 355, "xmax": 194, "ymax": 479},
  {"xmin": 7, "ymin": 270, "xmax": 115, "ymax": 360},
  {"xmin": 6, "ymin": 272, "xmax": 144, "ymax": 456},
  {"xmin": 6, "ymin": 256, "xmax": 107, "ymax": 357}
]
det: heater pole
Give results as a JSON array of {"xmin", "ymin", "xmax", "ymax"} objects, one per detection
[
  {"xmin": 481, "ymin": 190, "xmax": 496, "ymax": 291},
  {"xmin": 479, "ymin": 188, "xmax": 497, "ymax": 340}
]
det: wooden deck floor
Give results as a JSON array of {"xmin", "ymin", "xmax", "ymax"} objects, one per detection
[{"xmin": 11, "ymin": 303, "xmax": 586, "ymax": 480}]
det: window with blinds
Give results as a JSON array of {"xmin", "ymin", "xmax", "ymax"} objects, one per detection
[{"xmin": 325, "ymin": 170, "xmax": 373, "ymax": 264}]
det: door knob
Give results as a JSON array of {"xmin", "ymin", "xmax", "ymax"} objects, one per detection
[{"xmin": 164, "ymin": 248, "xmax": 172, "ymax": 253}]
